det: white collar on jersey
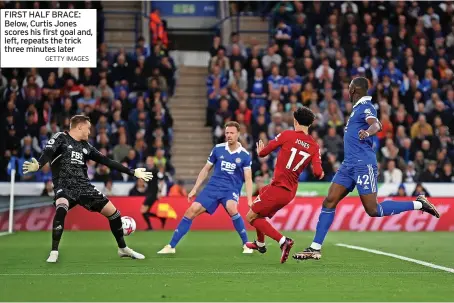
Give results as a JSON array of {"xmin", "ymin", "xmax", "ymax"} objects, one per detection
[
  {"xmin": 224, "ymin": 142, "xmax": 243, "ymax": 154},
  {"xmin": 353, "ymin": 96, "xmax": 372, "ymax": 108}
]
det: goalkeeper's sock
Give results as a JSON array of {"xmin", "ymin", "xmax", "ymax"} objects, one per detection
[
  {"xmin": 251, "ymin": 218, "xmax": 282, "ymax": 243},
  {"xmin": 108, "ymin": 210, "xmax": 126, "ymax": 249},
  {"xmin": 311, "ymin": 207, "xmax": 335, "ymax": 249},
  {"xmin": 51, "ymin": 203, "xmax": 68, "ymax": 251},
  {"xmin": 231, "ymin": 213, "xmax": 248, "ymax": 245},
  {"xmin": 169, "ymin": 216, "xmax": 192, "ymax": 248},
  {"xmin": 376, "ymin": 200, "xmax": 421, "ymax": 217}
]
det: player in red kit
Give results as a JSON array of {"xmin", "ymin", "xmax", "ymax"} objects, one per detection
[{"xmin": 245, "ymin": 107, "xmax": 324, "ymax": 263}]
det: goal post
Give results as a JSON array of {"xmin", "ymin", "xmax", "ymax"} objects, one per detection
[
  {"xmin": 1, "ymin": 169, "xmax": 16, "ymax": 236},
  {"xmin": 8, "ymin": 168, "xmax": 16, "ymax": 234}
]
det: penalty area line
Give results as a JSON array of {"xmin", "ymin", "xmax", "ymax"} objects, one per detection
[{"xmin": 336, "ymin": 243, "xmax": 454, "ymax": 274}]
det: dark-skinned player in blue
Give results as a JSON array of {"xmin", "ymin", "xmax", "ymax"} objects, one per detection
[{"xmin": 293, "ymin": 77, "xmax": 440, "ymax": 261}]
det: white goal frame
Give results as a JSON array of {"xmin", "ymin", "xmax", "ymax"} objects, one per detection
[{"xmin": 1, "ymin": 169, "xmax": 16, "ymax": 236}]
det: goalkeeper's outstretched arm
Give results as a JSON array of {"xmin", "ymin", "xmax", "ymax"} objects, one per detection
[
  {"xmin": 88, "ymin": 146, "xmax": 153, "ymax": 181},
  {"xmin": 24, "ymin": 133, "xmax": 64, "ymax": 174}
]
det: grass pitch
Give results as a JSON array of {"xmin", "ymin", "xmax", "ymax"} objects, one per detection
[{"xmin": 0, "ymin": 231, "xmax": 453, "ymax": 302}]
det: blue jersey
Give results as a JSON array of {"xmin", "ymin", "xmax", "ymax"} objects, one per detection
[
  {"xmin": 343, "ymin": 96, "xmax": 379, "ymax": 166},
  {"xmin": 206, "ymin": 143, "xmax": 251, "ymax": 193},
  {"xmin": 267, "ymin": 75, "xmax": 284, "ymax": 90}
]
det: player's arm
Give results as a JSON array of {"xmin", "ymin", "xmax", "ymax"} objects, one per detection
[
  {"xmin": 243, "ymin": 157, "xmax": 253, "ymax": 206},
  {"xmin": 88, "ymin": 146, "xmax": 153, "ymax": 181},
  {"xmin": 23, "ymin": 133, "xmax": 63, "ymax": 174},
  {"xmin": 359, "ymin": 107, "xmax": 382, "ymax": 140},
  {"xmin": 188, "ymin": 148, "xmax": 216, "ymax": 201},
  {"xmin": 311, "ymin": 147, "xmax": 324, "ymax": 180},
  {"xmin": 257, "ymin": 131, "xmax": 286, "ymax": 157},
  {"xmin": 192, "ymin": 162, "xmax": 213, "ymax": 193}
]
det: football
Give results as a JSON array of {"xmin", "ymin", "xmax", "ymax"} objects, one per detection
[{"xmin": 121, "ymin": 216, "xmax": 136, "ymax": 236}]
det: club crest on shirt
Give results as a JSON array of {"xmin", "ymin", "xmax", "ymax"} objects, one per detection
[
  {"xmin": 82, "ymin": 148, "xmax": 88, "ymax": 154},
  {"xmin": 235, "ymin": 158, "xmax": 241, "ymax": 164}
]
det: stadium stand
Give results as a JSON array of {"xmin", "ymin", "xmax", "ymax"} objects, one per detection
[
  {"xmin": 0, "ymin": 1, "xmax": 176, "ymax": 194},
  {"xmin": 207, "ymin": 1, "xmax": 454, "ymax": 185}
]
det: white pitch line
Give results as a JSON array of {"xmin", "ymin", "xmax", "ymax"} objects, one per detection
[
  {"xmin": 0, "ymin": 232, "xmax": 11, "ymax": 237},
  {"xmin": 0, "ymin": 271, "xmax": 441, "ymax": 277},
  {"xmin": 336, "ymin": 243, "xmax": 454, "ymax": 274}
]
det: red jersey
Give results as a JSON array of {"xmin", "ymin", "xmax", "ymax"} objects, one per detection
[{"xmin": 259, "ymin": 130, "xmax": 323, "ymax": 192}]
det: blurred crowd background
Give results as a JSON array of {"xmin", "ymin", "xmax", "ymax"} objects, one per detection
[{"xmin": 0, "ymin": 1, "xmax": 180, "ymax": 196}]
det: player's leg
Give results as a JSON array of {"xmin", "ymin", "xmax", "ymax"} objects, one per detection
[
  {"xmin": 293, "ymin": 166, "xmax": 353, "ymax": 261},
  {"xmin": 140, "ymin": 204, "xmax": 153, "ymax": 230},
  {"xmin": 46, "ymin": 197, "xmax": 70, "ymax": 263},
  {"xmin": 246, "ymin": 185, "xmax": 276, "ymax": 249},
  {"xmin": 99, "ymin": 201, "xmax": 145, "ymax": 259},
  {"xmin": 224, "ymin": 199, "xmax": 251, "ymax": 253},
  {"xmin": 247, "ymin": 186, "xmax": 294, "ymax": 263},
  {"xmin": 244, "ymin": 209, "xmax": 267, "ymax": 254},
  {"xmin": 311, "ymin": 182, "xmax": 350, "ymax": 248},
  {"xmin": 141, "ymin": 195, "xmax": 166, "ymax": 229},
  {"xmin": 358, "ymin": 165, "xmax": 440, "ymax": 218},
  {"xmin": 158, "ymin": 201, "xmax": 207, "ymax": 254}
]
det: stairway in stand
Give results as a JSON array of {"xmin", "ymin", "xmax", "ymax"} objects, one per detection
[{"xmin": 169, "ymin": 66, "xmax": 212, "ymax": 185}]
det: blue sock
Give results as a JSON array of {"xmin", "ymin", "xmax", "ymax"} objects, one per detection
[
  {"xmin": 169, "ymin": 216, "xmax": 192, "ymax": 248},
  {"xmin": 377, "ymin": 200, "xmax": 415, "ymax": 217},
  {"xmin": 312, "ymin": 207, "xmax": 335, "ymax": 247},
  {"xmin": 231, "ymin": 213, "xmax": 248, "ymax": 245}
]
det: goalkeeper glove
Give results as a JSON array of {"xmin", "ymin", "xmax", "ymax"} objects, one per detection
[
  {"xmin": 23, "ymin": 158, "xmax": 39, "ymax": 174},
  {"xmin": 134, "ymin": 168, "xmax": 153, "ymax": 182}
]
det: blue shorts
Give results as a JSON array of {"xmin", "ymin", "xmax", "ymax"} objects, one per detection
[
  {"xmin": 195, "ymin": 184, "xmax": 240, "ymax": 215},
  {"xmin": 332, "ymin": 163, "xmax": 378, "ymax": 196}
]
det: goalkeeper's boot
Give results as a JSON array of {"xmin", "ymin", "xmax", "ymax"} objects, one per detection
[
  {"xmin": 280, "ymin": 237, "xmax": 294, "ymax": 264},
  {"xmin": 157, "ymin": 244, "xmax": 176, "ymax": 254},
  {"xmin": 245, "ymin": 241, "xmax": 267, "ymax": 254},
  {"xmin": 417, "ymin": 195, "xmax": 440, "ymax": 218},
  {"xmin": 292, "ymin": 247, "xmax": 322, "ymax": 261},
  {"xmin": 46, "ymin": 250, "xmax": 59, "ymax": 263},
  {"xmin": 118, "ymin": 247, "xmax": 145, "ymax": 259}
]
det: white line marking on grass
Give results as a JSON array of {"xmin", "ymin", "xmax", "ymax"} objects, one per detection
[
  {"xmin": 337, "ymin": 243, "xmax": 454, "ymax": 274},
  {"xmin": 0, "ymin": 271, "xmax": 442, "ymax": 277},
  {"xmin": 0, "ymin": 232, "xmax": 11, "ymax": 237}
]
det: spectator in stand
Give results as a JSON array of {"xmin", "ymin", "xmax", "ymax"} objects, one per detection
[
  {"xmin": 439, "ymin": 161, "xmax": 454, "ymax": 182},
  {"xmin": 392, "ymin": 184, "xmax": 407, "ymax": 197},
  {"xmin": 129, "ymin": 179, "xmax": 147, "ymax": 196},
  {"xmin": 323, "ymin": 127, "xmax": 343, "ymax": 159},
  {"xmin": 262, "ymin": 46, "xmax": 282, "ymax": 73},
  {"xmin": 41, "ymin": 180, "xmax": 55, "ymax": 197},
  {"xmin": 210, "ymin": 48, "xmax": 230, "ymax": 72},
  {"xmin": 168, "ymin": 180, "xmax": 187, "ymax": 197},
  {"xmin": 384, "ymin": 160, "xmax": 403, "ymax": 184},
  {"xmin": 102, "ymin": 179, "xmax": 114, "ymax": 196},
  {"xmin": 419, "ymin": 160, "xmax": 440, "ymax": 182},
  {"xmin": 412, "ymin": 183, "xmax": 431, "ymax": 197},
  {"xmin": 35, "ymin": 163, "xmax": 52, "ymax": 183},
  {"xmin": 403, "ymin": 161, "xmax": 418, "ymax": 183}
]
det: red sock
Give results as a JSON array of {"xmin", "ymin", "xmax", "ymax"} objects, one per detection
[
  {"xmin": 256, "ymin": 229, "xmax": 265, "ymax": 243},
  {"xmin": 251, "ymin": 218, "xmax": 282, "ymax": 243}
]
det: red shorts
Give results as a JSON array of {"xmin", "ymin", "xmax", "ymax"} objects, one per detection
[{"xmin": 251, "ymin": 184, "xmax": 294, "ymax": 218}]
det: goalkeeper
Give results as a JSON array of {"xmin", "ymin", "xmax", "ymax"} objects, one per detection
[{"xmin": 22, "ymin": 115, "xmax": 153, "ymax": 263}]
